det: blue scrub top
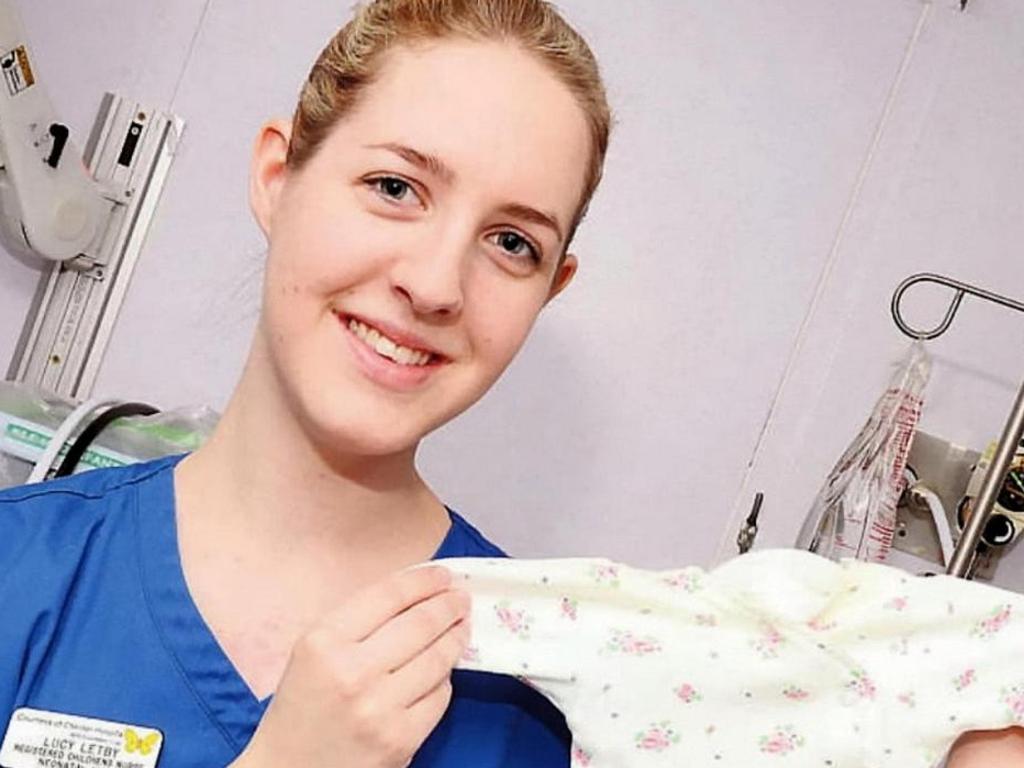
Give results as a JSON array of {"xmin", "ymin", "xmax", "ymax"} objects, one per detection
[{"xmin": 0, "ymin": 455, "xmax": 570, "ymax": 767}]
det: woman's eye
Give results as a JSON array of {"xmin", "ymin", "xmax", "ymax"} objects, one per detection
[
  {"xmin": 368, "ymin": 176, "xmax": 419, "ymax": 205},
  {"xmin": 492, "ymin": 231, "xmax": 540, "ymax": 263}
]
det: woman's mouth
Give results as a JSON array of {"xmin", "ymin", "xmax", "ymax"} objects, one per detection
[
  {"xmin": 337, "ymin": 313, "xmax": 446, "ymax": 392},
  {"xmin": 345, "ymin": 317, "xmax": 437, "ymax": 366}
]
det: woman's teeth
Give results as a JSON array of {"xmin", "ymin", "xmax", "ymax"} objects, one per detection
[{"xmin": 348, "ymin": 318, "xmax": 433, "ymax": 366}]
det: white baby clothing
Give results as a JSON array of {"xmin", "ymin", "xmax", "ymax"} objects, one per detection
[{"xmin": 437, "ymin": 549, "xmax": 1024, "ymax": 767}]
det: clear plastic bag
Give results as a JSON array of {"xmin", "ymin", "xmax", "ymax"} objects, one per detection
[
  {"xmin": 0, "ymin": 449, "xmax": 30, "ymax": 488},
  {"xmin": 796, "ymin": 342, "xmax": 931, "ymax": 562},
  {"xmin": 0, "ymin": 381, "xmax": 218, "ymax": 488}
]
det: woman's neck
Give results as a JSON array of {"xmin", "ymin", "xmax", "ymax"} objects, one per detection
[
  {"xmin": 171, "ymin": 342, "xmax": 454, "ymax": 697},
  {"xmin": 174, "ymin": 343, "xmax": 452, "ymax": 587}
]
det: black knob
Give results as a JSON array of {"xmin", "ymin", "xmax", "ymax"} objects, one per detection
[{"xmin": 46, "ymin": 123, "xmax": 69, "ymax": 169}]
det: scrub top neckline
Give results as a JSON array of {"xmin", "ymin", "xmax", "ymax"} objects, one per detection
[{"xmin": 134, "ymin": 453, "xmax": 465, "ymax": 752}]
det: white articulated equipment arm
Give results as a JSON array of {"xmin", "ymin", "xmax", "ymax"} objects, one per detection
[
  {"xmin": 0, "ymin": 0, "xmax": 185, "ymax": 401},
  {"xmin": 0, "ymin": 0, "xmax": 108, "ymax": 262}
]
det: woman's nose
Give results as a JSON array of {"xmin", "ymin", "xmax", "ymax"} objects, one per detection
[{"xmin": 390, "ymin": 230, "xmax": 467, "ymax": 317}]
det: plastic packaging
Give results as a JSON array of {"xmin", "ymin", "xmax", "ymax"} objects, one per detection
[
  {"xmin": 0, "ymin": 381, "xmax": 217, "ymax": 489},
  {"xmin": 796, "ymin": 342, "xmax": 931, "ymax": 562}
]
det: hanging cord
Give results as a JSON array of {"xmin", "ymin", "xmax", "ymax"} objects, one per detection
[
  {"xmin": 54, "ymin": 402, "xmax": 160, "ymax": 478},
  {"xmin": 27, "ymin": 398, "xmax": 121, "ymax": 484},
  {"xmin": 909, "ymin": 487, "xmax": 956, "ymax": 567}
]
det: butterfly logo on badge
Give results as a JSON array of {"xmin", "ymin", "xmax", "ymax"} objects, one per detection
[{"xmin": 124, "ymin": 727, "xmax": 160, "ymax": 755}]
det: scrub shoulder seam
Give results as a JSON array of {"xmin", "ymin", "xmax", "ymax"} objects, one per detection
[{"xmin": 0, "ymin": 459, "xmax": 177, "ymax": 506}]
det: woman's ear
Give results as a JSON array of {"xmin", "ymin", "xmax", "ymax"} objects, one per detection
[
  {"xmin": 249, "ymin": 118, "xmax": 293, "ymax": 239},
  {"xmin": 546, "ymin": 253, "xmax": 578, "ymax": 304}
]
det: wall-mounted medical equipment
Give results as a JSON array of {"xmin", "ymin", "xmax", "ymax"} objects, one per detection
[
  {"xmin": 956, "ymin": 439, "xmax": 1024, "ymax": 549},
  {"xmin": 0, "ymin": 0, "xmax": 183, "ymax": 400},
  {"xmin": 893, "ymin": 436, "xmax": 1024, "ymax": 583},
  {"xmin": 893, "ymin": 432, "xmax": 976, "ymax": 572}
]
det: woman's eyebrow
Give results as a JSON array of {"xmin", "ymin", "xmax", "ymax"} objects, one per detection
[
  {"xmin": 365, "ymin": 142, "xmax": 455, "ymax": 184},
  {"xmin": 497, "ymin": 203, "xmax": 564, "ymax": 244}
]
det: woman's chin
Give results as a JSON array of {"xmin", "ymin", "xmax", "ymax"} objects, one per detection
[{"xmin": 306, "ymin": 418, "xmax": 424, "ymax": 465}]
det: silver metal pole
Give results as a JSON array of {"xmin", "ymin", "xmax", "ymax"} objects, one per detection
[{"xmin": 947, "ymin": 380, "xmax": 1024, "ymax": 577}]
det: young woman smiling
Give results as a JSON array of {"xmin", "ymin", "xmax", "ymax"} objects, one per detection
[{"xmin": 0, "ymin": 1, "xmax": 608, "ymax": 767}]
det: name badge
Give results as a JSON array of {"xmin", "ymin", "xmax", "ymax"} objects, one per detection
[{"xmin": 0, "ymin": 708, "xmax": 163, "ymax": 768}]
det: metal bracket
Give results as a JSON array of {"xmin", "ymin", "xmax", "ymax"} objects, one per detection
[
  {"xmin": 7, "ymin": 93, "xmax": 184, "ymax": 399},
  {"xmin": 736, "ymin": 492, "xmax": 763, "ymax": 554}
]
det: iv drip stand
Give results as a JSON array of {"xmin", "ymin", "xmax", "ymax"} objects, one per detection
[{"xmin": 891, "ymin": 273, "xmax": 1024, "ymax": 578}]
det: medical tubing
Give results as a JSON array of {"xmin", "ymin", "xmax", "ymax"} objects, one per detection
[
  {"xmin": 26, "ymin": 397, "xmax": 121, "ymax": 483},
  {"xmin": 910, "ymin": 485, "xmax": 954, "ymax": 566},
  {"xmin": 54, "ymin": 401, "xmax": 160, "ymax": 477}
]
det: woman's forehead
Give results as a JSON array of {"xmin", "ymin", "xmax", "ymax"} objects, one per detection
[{"xmin": 330, "ymin": 40, "xmax": 591, "ymax": 214}]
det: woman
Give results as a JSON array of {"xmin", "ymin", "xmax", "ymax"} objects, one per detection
[{"xmin": 0, "ymin": 1, "xmax": 607, "ymax": 766}]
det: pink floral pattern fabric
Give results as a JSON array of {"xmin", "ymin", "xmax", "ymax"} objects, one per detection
[{"xmin": 433, "ymin": 549, "xmax": 1024, "ymax": 767}]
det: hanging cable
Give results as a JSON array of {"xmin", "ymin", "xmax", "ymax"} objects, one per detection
[
  {"xmin": 54, "ymin": 402, "xmax": 160, "ymax": 477},
  {"xmin": 27, "ymin": 398, "xmax": 121, "ymax": 483}
]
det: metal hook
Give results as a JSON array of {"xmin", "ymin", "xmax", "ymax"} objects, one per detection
[{"xmin": 891, "ymin": 273, "xmax": 1024, "ymax": 341}]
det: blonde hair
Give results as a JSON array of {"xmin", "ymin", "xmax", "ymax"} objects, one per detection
[{"xmin": 288, "ymin": 0, "xmax": 611, "ymax": 247}]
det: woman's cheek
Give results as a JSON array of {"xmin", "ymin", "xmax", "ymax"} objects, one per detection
[{"xmin": 484, "ymin": 304, "xmax": 544, "ymax": 367}]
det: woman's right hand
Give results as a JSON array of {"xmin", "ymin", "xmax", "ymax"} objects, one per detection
[{"xmin": 231, "ymin": 565, "xmax": 471, "ymax": 768}]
